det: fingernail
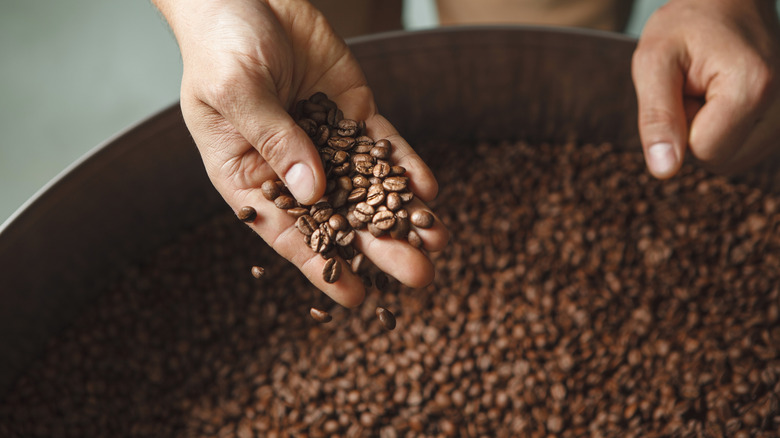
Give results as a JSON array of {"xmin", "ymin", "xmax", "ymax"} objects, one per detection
[
  {"xmin": 647, "ymin": 142, "xmax": 677, "ymax": 177},
  {"xmin": 285, "ymin": 163, "xmax": 315, "ymax": 203}
]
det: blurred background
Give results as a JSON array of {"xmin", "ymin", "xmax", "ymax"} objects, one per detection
[{"xmin": 0, "ymin": 0, "xmax": 698, "ymax": 224}]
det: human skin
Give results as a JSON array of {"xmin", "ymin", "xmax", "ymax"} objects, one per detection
[
  {"xmin": 152, "ymin": 0, "xmax": 449, "ymax": 308},
  {"xmin": 632, "ymin": 0, "xmax": 780, "ymax": 178}
]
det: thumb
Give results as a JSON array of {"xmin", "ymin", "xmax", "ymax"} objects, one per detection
[
  {"xmin": 632, "ymin": 43, "xmax": 688, "ymax": 179},
  {"xmin": 224, "ymin": 86, "xmax": 326, "ymax": 205}
]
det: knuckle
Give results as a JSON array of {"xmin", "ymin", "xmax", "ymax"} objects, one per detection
[
  {"xmin": 254, "ymin": 127, "xmax": 291, "ymax": 166},
  {"xmin": 639, "ymin": 106, "xmax": 678, "ymax": 132}
]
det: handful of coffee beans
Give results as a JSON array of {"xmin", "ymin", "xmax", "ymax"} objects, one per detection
[{"xmin": 244, "ymin": 93, "xmax": 432, "ymax": 325}]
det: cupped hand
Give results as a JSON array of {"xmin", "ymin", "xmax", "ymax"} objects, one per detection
[
  {"xmin": 154, "ymin": 0, "xmax": 448, "ymax": 307},
  {"xmin": 632, "ymin": 0, "xmax": 780, "ymax": 178}
]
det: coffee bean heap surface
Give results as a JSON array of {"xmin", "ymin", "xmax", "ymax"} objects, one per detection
[
  {"xmin": 255, "ymin": 92, "xmax": 429, "ymax": 287},
  {"xmin": 1, "ymin": 140, "xmax": 779, "ymax": 437}
]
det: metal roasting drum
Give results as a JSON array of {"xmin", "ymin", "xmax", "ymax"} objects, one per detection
[{"xmin": 0, "ymin": 27, "xmax": 778, "ymax": 393}]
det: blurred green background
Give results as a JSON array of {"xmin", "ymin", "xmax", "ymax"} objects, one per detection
[{"xmin": 0, "ymin": 0, "xmax": 693, "ymax": 224}]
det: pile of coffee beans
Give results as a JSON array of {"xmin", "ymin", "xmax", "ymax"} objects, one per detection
[
  {"xmin": 1, "ymin": 140, "xmax": 779, "ymax": 437},
  {"xmin": 254, "ymin": 92, "xmax": 431, "ymax": 287}
]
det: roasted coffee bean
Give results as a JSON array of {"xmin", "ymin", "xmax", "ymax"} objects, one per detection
[
  {"xmin": 331, "ymin": 150, "xmax": 349, "ymax": 165},
  {"xmin": 332, "ymin": 161, "xmax": 351, "ymax": 176},
  {"xmin": 351, "ymin": 153, "xmax": 373, "ymax": 165},
  {"xmin": 337, "ymin": 119, "xmax": 359, "ymax": 137},
  {"xmin": 367, "ymin": 222, "xmax": 385, "ymax": 237},
  {"xmin": 410, "ymin": 210, "xmax": 435, "ymax": 229},
  {"xmin": 366, "ymin": 184, "xmax": 386, "ymax": 206},
  {"xmin": 328, "ymin": 136, "xmax": 355, "ymax": 151},
  {"xmin": 347, "ymin": 211, "xmax": 364, "ymax": 230},
  {"xmin": 355, "ymin": 161, "xmax": 374, "ymax": 175},
  {"xmin": 329, "ymin": 189, "xmax": 348, "ymax": 209},
  {"xmin": 373, "ymin": 160, "xmax": 391, "ymax": 178},
  {"xmin": 319, "ymin": 222, "xmax": 336, "ymax": 240},
  {"xmin": 407, "ymin": 229, "xmax": 423, "ymax": 248},
  {"xmin": 327, "ymin": 107, "xmax": 343, "ymax": 126},
  {"xmin": 390, "ymin": 165, "xmax": 406, "ymax": 176},
  {"xmin": 303, "ymin": 100, "xmax": 325, "ymax": 114},
  {"xmin": 354, "ymin": 144, "xmax": 373, "ymax": 154},
  {"xmin": 295, "ymin": 215, "xmax": 318, "ymax": 236},
  {"xmin": 328, "ymin": 214, "xmax": 348, "ymax": 232},
  {"xmin": 353, "ymin": 174, "xmax": 371, "ymax": 188},
  {"xmin": 336, "ymin": 175, "xmax": 353, "ymax": 192},
  {"xmin": 296, "ymin": 118, "xmax": 317, "ymax": 137},
  {"xmin": 386, "ymin": 192, "xmax": 403, "ymax": 211},
  {"xmin": 373, "ymin": 138, "xmax": 392, "ymax": 154},
  {"xmin": 399, "ymin": 191, "xmax": 415, "ymax": 203},
  {"xmin": 337, "ymin": 244, "xmax": 354, "ymax": 261},
  {"xmin": 237, "ymin": 206, "xmax": 257, "ymax": 223},
  {"xmin": 274, "ymin": 195, "xmax": 297, "ymax": 210},
  {"xmin": 309, "ymin": 111, "xmax": 327, "ymax": 125},
  {"xmin": 286, "ymin": 207, "xmax": 309, "ymax": 218},
  {"xmin": 376, "ymin": 306, "xmax": 396, "ymax": 330},
  {"xmin": 250, "ymin": 266, "xmax": 265, "ymax": 279},
  {"xmin": 353, "ymin": 202, "xmax": 375, "ymax": 223},
  {"xmin": 350, "ymin": 253, "xmax": 368, "ymax": 274},
  {"xmin": 309, "ymin": 227, "xmax": 332, "ymax": 254},
  {"xmin": 322, "ymin": 258, "xmax": 341, "ymax": 283},
  {"xmin": 375, "ymin": 273, "xmax": 390, "ymax": 291},
  {"xmin": 372, "ymin": 210, "xmax": 396, "ymax": 231},
  {"xmin": 314, "ymin": 124, "xmax": 330, "ymax": 146},
  {"xmin": 369, "ymin": 177, "xmax": 383, "ymax": 186},
  {"xmin": 390, "ymin": 214, "xmax": 410, "ymax": 240},
  {"xmin": 309, "ymin": 307, "xmax": 332, "ymax": 323},
  {"xmin": 347, "ymin": 187, "xmax": 368, "ymax": 203},
  {"xmin": 308, "ymin": 91, "xmax": 328, "ymax": 104},
  {"xmin": 370, "ymin": 143, "xmax": 391, "ymax": 160},
  {"xmin": 261, "ymin": 180, "xmax": 281, "ymax": 201},
  {"xmin": 383, "ymin": 176, "xmax": 409, "ymax": 192},
  {"xmin": 335, "ymin": 229, "xmax": 356, "ymax": 247},
  {"xmin": 321, "ymin": 246, "xmax": 338, "ymax": 260},
  {"xmin": 310, "ymin": 202, "xmax": 334, "ymax": 223},
  {"xmin": 356, "ymin": 135, "xmax": 373, "ymax": 146}
]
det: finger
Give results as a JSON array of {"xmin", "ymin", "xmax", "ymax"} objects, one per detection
[
  {"xmin": 687, "ymin": 65, "xmax": 771, "ymax": 172},
  {"xmin": 221, "ymin": 84, "xmax": 327, "ymax": 205},
  {"xmin": 632, "ymin": 41, "xmax": 688, "ymax": 179},
  {"xmin": 231, "ymin": 189, "xmax": 366, "ymax": 308},
  {"xmin": 354, "ymin": 231, "xmax": 436, "ymax": 289},
  {"xmin": 366, "ymin": 114, "xmax": 439, "ymax": 202}
]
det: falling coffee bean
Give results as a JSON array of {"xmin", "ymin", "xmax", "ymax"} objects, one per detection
[
  {"xmin": 375, "ymin": 272, "xmax": 390, "ymax": 291},
  {"xmin": 250, "ymin": 266, "xmax": 265, "ymax": 279},
  {"xmin": 309, "ymin": 307, "xmax": 332, "ymax": 323},
  {"xmin": 376, "ymin": 306, "xmax": 396, "ymax": 330},
  {"xmin": 322, "ymin": 258, "xmax": 341, "ymax": 283},
  {"xmin": 237, "ymin": 206, "xmax": 257, "ymax": 223}
]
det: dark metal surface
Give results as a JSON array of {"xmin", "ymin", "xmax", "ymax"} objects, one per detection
[{"xmin": 2, "ymin": 26, "xmax": 773, "ymax": 394}]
